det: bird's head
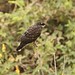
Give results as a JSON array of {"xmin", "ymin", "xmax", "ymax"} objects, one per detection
[
  {"xmin": 36, "ymin": 22, "xmax": 45, "ymax": 27},
  {"xmin": 40, "ymin": 22, "xmax": 45, "ymax": 25},
  {"xmin": 40, "ymin": 22, "xmax": 46, "ymax": 28}
]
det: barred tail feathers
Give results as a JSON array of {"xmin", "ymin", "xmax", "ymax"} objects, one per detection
[{"xmin": 16, "ymin": 42, "xmax": 25, "ymax": 51}]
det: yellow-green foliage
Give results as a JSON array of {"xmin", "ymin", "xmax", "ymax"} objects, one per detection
[{"xmin": 0, "ymin": 0, "xmax": 75, "ymax": 75}]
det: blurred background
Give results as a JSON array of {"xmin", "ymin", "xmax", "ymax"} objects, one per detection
[{"xmin": 0, "ymin": 0, "xmax": 75, "ymax": 75}]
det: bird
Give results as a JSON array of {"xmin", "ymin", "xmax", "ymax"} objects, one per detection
[{"xmin": 16, "ymin": 22, "xmax": 45, "ymax": 52}]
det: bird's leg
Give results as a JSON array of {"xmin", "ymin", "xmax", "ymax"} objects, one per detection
[{"xmin": 33, "ymin": 41, "xmax": 37, "ymax": 47}]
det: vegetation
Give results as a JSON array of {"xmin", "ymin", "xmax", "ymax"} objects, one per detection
[{"xmin": 0, "ymin": 0, "xmax": 75, "ymax": 75}]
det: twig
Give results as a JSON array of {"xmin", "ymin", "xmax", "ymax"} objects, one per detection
[
  {"xmin": 54, "ymin": 53, "xmax": 57, "ymax": 75},
  {"xmin": 62, "ymin": 55, "xmax": 66, "ymax": 75}
]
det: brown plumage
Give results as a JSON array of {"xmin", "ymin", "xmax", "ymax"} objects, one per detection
[{"xmin": 16, "ymin": 22, "xmax": 45, "ymax": 51}]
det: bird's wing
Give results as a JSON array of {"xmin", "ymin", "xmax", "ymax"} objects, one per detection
[
  {"xmin": 20, "ymin": 25, "xmax": 42, "ymax": 43},
  {"xmin": 24, "ymin": 25, "xmax": 42, "ymax": 38}
]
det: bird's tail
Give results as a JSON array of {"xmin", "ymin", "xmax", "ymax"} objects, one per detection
[{"xmin": 16, "ymin": 42, "xmax": 25, "ymax": 52}]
